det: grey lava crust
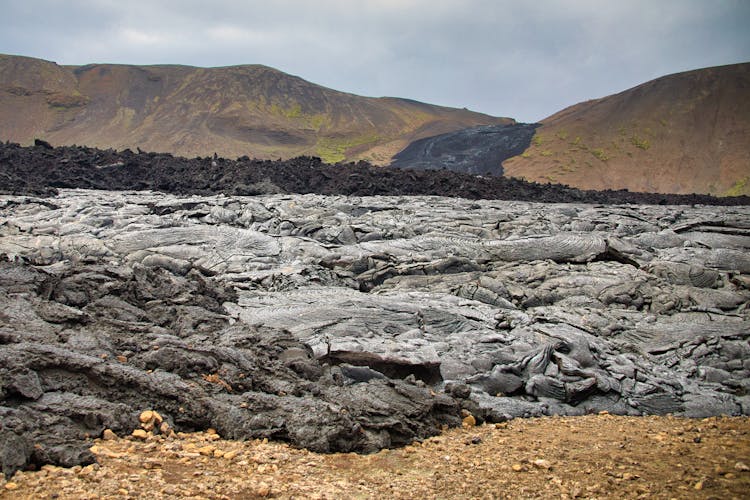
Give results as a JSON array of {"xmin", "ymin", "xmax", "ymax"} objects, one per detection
[{"xmin": 1, "ymin": 190, "xmax": 749, "ymax": 477}]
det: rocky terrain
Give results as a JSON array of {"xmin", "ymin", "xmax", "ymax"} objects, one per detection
[
  {"xmin": 390, "ymin": 123, "xmax": 539, "ymax": 176},
  {"xmin": 2, "ymin": 416, "xmax": 749, "ymax": 498},
  {"xmin": 0, "ymin": 54, "xmax": 509, "ymax": 164},
  {"xmin": 1, "ymin": 187, "xmax": 749, "ymax": 479},
  {"xmin": 3, "ymin": 142, "xmax": 749, "ymax": 206}
]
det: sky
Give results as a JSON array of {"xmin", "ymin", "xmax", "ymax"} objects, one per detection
[{"xmin": 2, "ymin": 0, "xmax": 749, "ymax": 122}]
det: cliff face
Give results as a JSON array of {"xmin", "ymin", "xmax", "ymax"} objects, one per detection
[
  {"xmin": 502, "ymin": 63, "xmax": 750, "ymax": 196},
  {"xmin": 0, "ymin": 54, "xmax": 511, "ymax": 163}
]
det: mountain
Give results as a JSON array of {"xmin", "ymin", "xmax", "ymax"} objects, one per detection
[
  {"xmin": 0, "ymin": 54, "xmax": 511, "ymax": 163},
  {"xmin": 502, "ymin": 63, "xmax": 750, "ymax": 196}
]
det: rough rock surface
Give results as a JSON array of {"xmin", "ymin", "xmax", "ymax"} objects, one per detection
[
  {"xmin": 2, "ymin": 142, "xmax": 749, "ymax": 205},
  {"xmin": 1, "ymin": 190, "xmax": 749, "ymax": 477},
  {"xmin": 390, "ymin": 123, "xmax": 539, "ymax": 176}
]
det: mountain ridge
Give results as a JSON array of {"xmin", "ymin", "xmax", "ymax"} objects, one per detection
[
  {"xmin": 0, "ymin": 53, "xmax": 511, "ymax": 163},
  {"xmin": 3, "ymin": 54, "xmax": 748, "ymax": 196},
  {"xmin": 502, "ymin": 62, "xmax": 750, "ymax": 196}
]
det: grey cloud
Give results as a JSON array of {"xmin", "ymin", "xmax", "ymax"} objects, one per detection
[{"xmin": 1, "ymin": 0, "xmax": 749, "ymax": 121}]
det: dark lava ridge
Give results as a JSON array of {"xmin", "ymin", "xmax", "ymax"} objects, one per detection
[
  {"xmin": 1, "ymin": 141, "xmax": 748, "ymax": 205},
  {"xmin": 390, "ymin": 123, "xmax": 539, "ymax": 176}
]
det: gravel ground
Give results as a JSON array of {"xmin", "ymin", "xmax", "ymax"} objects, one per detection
[{"xmin": 2, "ymin": 414, "xmax": 748, "ymax": 499}]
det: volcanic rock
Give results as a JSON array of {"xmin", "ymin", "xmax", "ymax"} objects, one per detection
[
  {"xmin": 2, "ymin": 142, "xmax": 749, "ymax": 206},
  {"xmin": 0, "ymin": 189, "xmax": 749, "ymax": 478},
  {"xmin": 390, "ymin": 123, "xmax": 539, "ymax": 176}
]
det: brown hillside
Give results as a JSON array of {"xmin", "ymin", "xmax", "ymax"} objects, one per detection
[
  {"xmin": 503, "ymin": 63, "xmax": 750, "ymax": 196},
  {"xmin": 0, "ymin": 54, "xmax": 511, "ymax": 163}
]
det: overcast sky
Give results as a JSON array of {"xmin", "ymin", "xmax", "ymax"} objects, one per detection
[{"xmin": 2, "ymin": 0, "xmax": 749, "ymax": 122}]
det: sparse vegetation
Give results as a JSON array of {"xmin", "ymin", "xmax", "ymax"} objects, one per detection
[
  {"xmin": 631, "ymin": 135, "xmax": 651, "ymax": 150},
  {"xmin": 269, "ymin": 102, "xmax": 302, "ymax": 119},
  {"xmin": 307, "ymin": 113, "xmax": 328, "ymax": 130},
  {"xmin": 591, "ymin": 148, "xmax": 609, "ymax": 161},
  {"xmin": 725, "ymin": 177, "xmax": 749, "ymax": 196},
  {"xmin": 315, "ymin": 133, "xmax": 381, "ymax": 163},
  {"xmin": 540, "ymin": 150, "xmax": 553, "ymax": 157},
  {"xmin": 532, "ymin": 134, "xmax": 543, "ymax": 146}
]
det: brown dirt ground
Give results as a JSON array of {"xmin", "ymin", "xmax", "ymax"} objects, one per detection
[{"xmin": 2, "ymin": 414, "xmax": 749, "ymax": 499}]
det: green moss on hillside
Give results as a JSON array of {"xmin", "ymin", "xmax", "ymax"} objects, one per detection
[
  {"xmin": 315, "ymin": 133, "xmax": 381, "ymax": 163},
  {"xmin": 724, "ymin": 177, "xmax": 749, "ymax": 197}
]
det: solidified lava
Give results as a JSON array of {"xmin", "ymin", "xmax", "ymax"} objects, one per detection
[{"xmin": 1, "ymin": 141, "xmax": 748, "ymax": 205}]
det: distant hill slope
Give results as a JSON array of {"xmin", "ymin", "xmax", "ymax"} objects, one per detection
[
  {"xmin": 502, "ymin": 63, "xmax": 750, "ymax": 196},
  {"xmin": 0, "ymin": 54, "xmax": 511, "ymax": 163}
]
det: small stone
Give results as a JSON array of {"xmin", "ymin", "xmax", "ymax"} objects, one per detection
[
  {"xmin": 118, "ymin": 489, "xmax": 129, "ymax": 495},
  {"xmin": 116, "ymin": 355, "xmax": 127, "ymax": 363},
  {"xmin": 102, "ymin": 429, "xmax": 118, "ymax": 440},
  {"xmin": 462, "ymin": 414, "xmax": 476, "ymax": 428},
  {"xmin": 151, "ymin": 411, "xmax": 163, "ymax": 425},
  {"xmin": 256, "ymin": 483, "xmax": 271, "ymax": 497},
  {"xmin": 132, "ymin": 429, "xmax": 149, "ymax": 440},
  {"xmin": 693, "ymin": 436, "xmax": 701, "ymax": 443},
  {"xmin": 512, "ymin": 463, "xmax": 524, "ymax": 472},
  {"xmin": 82, "ymin": 464, "xmax": 100, "ymax": 474},
  {"xmin": 159, "ymin": 422, "xmax": 171, "ymax": 434},
  {"xmin": 4, "ymin": 483, "xmax": 19, "ymax": 491},
  {"xmin": 533, "ymin": 459, "xmax": 552, "ymax": 470},
  {"xmin": 198, "ymin": 445, "xmax": 216, "ymax": 456},
  {"xmin": 735, "ymin": 461, "xmax": 749, "ymax": 472},
  {"xmin": 139, "ymin": 410, "xmax": 154, "ymax": 424},
  {"xmin": 223, "ymin": 450, "xmax": 239, "ymax": 460},
  {"xmin": 694, "ymin": 481, "xmax": 703, "ymax": 490}
]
